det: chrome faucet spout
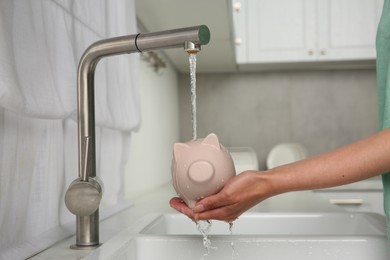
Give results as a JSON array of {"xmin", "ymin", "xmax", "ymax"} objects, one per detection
[
  {"xmin": 135, "ymin": 25, "xmax": 209, "ymax": 52},
  {"xmin": 65, "ymin": 25, "xmax": 210, "ymax": 249}
]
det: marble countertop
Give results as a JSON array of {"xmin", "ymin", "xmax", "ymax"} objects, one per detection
[{"xmin": 31, "ymin": 183, "xmax": 345, "ymax": 259}]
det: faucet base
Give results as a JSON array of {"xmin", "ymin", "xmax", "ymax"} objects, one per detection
[
  {"xmin": 70, "ymin": 243, "xmax": 102, "ymax": 250},
  {"xmin": 70, "ymin": 213, "xmax": 100, "ymax": 250}
]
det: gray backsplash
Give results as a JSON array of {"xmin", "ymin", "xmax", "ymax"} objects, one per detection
[{"xmin": 179, "ymin": 70, "xmax": 378, "ymax": 170}]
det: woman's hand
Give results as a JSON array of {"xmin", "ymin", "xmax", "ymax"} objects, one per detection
[{"xmin": 170, "ymin": 171, "xmax": 273, "ymax": 223}]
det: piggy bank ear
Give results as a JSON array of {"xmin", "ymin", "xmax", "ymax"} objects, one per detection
[
  {"xmin": 201, "ymin": 133, "xmax": 220, "ymax": 150},
  {"xmin": 173, "ymin": 143, "xmax": 190, "ymax": 160}
]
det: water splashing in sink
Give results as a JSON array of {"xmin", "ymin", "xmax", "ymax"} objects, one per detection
[{"xmin": 196, "ymin": 220, "xmax": 217, "ymax": 259}]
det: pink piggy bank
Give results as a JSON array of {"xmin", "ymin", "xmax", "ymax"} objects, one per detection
[{"xmin": 171, "ymin": 133, "xmax": 236, "ymax": 209}]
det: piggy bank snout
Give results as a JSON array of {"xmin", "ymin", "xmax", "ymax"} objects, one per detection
[{"xmin": 187, "ymin": 160, "xmax": 215, "ymax": 183}]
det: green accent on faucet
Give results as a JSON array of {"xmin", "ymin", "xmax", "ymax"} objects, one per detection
[{"xmin": 198, "ymin": 25, "xmax": 210, "ymax": 45}]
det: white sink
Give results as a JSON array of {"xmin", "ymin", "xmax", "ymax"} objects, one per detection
[
  {"xmin": 84, "ymin": 212, "xmax": 390, "ymax": 260},
  {"xmin": 140, "ymin": 212, "xmax": 386, "ymax": 236},
  {"xmin": 104, "ymin": 235, "xmax": 389, "ymax": 260}
]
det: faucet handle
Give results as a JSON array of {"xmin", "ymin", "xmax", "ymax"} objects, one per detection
[
  {"xmin": 65, "ymin": 136, "xmax": 103, "ymax": 216},
  {"xmin": 65, "ymin": 177, "xmax": 103, "ymax": 216}
]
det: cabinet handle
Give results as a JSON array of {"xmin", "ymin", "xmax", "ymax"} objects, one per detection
[
  {"xmin": 329, "ymin": 199, "xmax": 364, "ymax": 205},
  {"xmin": 233, "ymin": 2, "xmax": 241, "ymax": 12},
  {"xmin": 235, "ymin": 38, "xmax": 242, "ymax": 46},
  {"xmin": 320, "ymin": 49, "xmax": 326, "ymax": 55},
  {"xmin": 308, "ymin": 49, "xmax": 314, "ymax": 56}
]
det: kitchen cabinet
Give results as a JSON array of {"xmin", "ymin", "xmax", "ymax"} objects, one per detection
[
  {"xmin": 314, "ymin": 190, "xmax": 384, "ymax": 215},
  {"xmin": 313, "ymin": 177, "xmax": 384, "ymax": 215},
  {"xmin": 232, "ymin": 0, "xmax": 384, "ymax": 64}
]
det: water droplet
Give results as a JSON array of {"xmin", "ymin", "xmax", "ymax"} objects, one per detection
[
  {"xmin": 228, "ymin": 222, "xmax": 237, "ymax": 260},
  {"xmin": 229, "ymin": 222, "xmax": 234, "ymax": 232}
]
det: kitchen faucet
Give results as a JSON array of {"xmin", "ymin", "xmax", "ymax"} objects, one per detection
[{"xmin": 64, "ymin": 25, "xmax": 210, "ymax": 249}]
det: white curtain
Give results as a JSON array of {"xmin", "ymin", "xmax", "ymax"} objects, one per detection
[{"xmin": 0, "ymin": 0, "xmax": 140, "ymax": 259}]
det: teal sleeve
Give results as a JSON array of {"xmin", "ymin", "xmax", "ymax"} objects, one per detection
[
  {"xmin": 377, "ymin": 0, "xmax": 390, "ymax": 130},
  {"xmin": 376, "ymin": 0, "xmax": 390, "ymax": 249}
]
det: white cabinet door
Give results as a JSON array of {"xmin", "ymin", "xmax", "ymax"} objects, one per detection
[
  {"xmin": 245, "ymin": 0, "xmax": 317, "ymax": 63},
  {"xmin": 317, "ymin": 0, "xmax": 384, "ymax": 61},
  {"xmin": 232, "ymin": 0, "xmax": 384, "ymax": 64}
]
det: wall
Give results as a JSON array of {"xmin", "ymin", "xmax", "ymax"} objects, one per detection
[
  {"xmin": 178, "ymin": 69, "xmax": 378, "ymax": 170},
  {"xmin": 125, "ymin": 54, "xmax": 180, "ymax": 199}
]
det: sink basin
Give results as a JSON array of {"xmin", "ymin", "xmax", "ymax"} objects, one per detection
[
  {"xmin": 140, "ymin": 212, "xmax": 386, "ymax": 236},
  {"xmin": 84, "ymin": 212, "xmax": 390, "ymax": 260},
  {"xmin": 103, "ymin": 235, "xmax": 389, "ymax": 260}
]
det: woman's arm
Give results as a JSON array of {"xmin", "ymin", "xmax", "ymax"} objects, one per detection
[{"xmin": 170, "ymin": 128, "xmax": 390, "ymax": 222}]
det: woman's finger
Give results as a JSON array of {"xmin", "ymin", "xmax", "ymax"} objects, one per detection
[{"xmin": 169, "ymin": 197, "xmax": 195, "ymax": 219}]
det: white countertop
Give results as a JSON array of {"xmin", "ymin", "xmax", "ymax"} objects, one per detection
[
  {"xmin": 316, "ymin": 176, "xmax": 383, "ymax": 191},
  {"xmin": 31, "ymin": 183, "xmax": 345, "ymax": 259}
]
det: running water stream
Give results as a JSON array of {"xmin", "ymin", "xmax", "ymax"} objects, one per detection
[
  {"xmin": 189, "ymin": 53, "xmax": 197, "ymax": 140},
  {"xmin": 197, "ymin": 220, "xmax": 217, "ymax": 260},
  {"xmin": 188, "ymin": 52, "xmax": 237, "ymax": 260},
  {"xmin": 230, "ymin": 222, "xmax": 238, "ymax": 260},
  {"xmin": 189, "ymin": 53, "xmax": 216, "ymax": 259}
]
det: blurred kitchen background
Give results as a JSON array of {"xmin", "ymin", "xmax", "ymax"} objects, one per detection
[
  {"xmin": 127, "ymin": 0, "xmax": 384, "ymax": 223},
  {"xmin": 0, "ymin": 1, "xmax": 384, "ymax": 258},
  {"xmin": 129, "ymin": 0, "xmax": 381, "ymax": 195}
]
